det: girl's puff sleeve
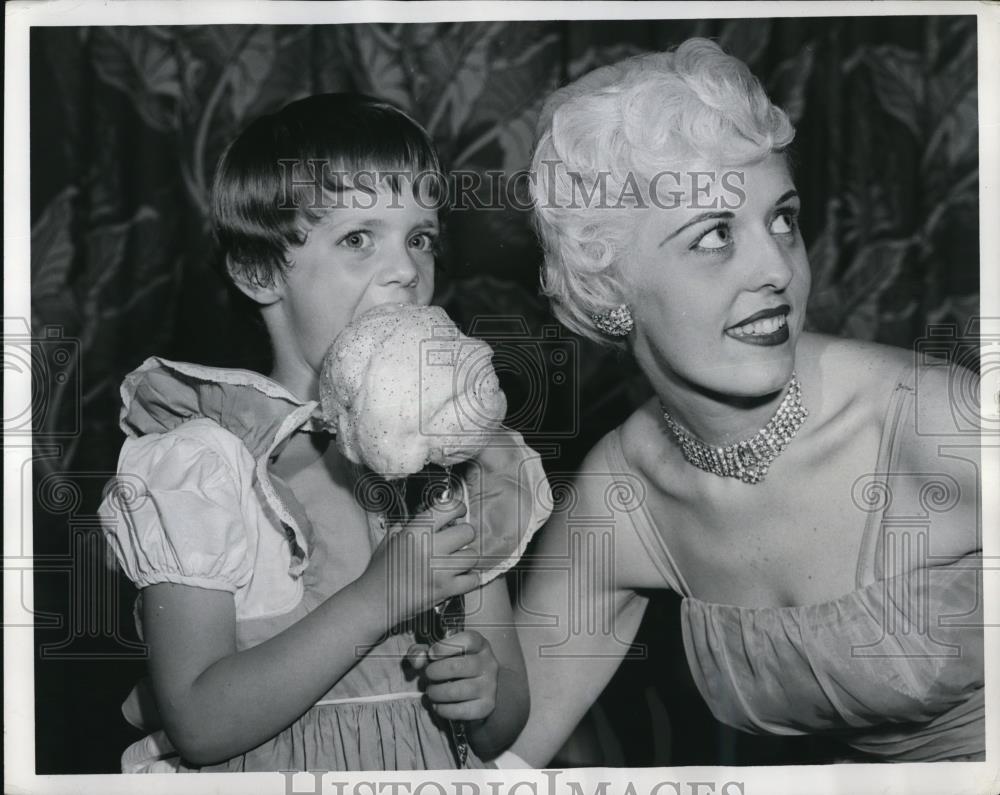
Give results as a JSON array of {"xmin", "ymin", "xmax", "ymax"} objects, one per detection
[{"xmin": 99, "ymin": 425, "xmax": 254, "ymax": 593}]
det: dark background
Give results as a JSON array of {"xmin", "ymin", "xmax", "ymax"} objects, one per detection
[{"xmin": 28, "ymin": 16, "xmax": 979, "ymax": 772}]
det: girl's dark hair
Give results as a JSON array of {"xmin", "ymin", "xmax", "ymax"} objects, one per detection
[{"xmin": 211, "ymin": 93, "xmax": 445, "ymax": 288}]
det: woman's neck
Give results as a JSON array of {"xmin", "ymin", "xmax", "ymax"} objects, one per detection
[{"xmin": 653, "ymin": 373, "xmax": 791, "ymax": 447}]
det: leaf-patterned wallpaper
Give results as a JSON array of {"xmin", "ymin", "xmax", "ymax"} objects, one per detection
[{"xmin": 29, "ymin": 17, "xmax": 979, "ymax": 772}]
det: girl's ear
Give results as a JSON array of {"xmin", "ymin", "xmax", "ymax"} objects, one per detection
[{"xmin": 227, "ymin": 256, "xmax": 283, "ymax": 306}]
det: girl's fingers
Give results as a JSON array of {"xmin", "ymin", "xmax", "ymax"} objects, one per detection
[
  {"xmin": 433, "ymin": 699, "xmax": 494, "ymax": 722},
  {"xmin": 418, "ymin": 500, "xmax": 468, "ymax": 532},
  {"xmin": 405, "ymin": 643, "xmax": 430, "ymax": 670},
  {"xmin": 424, "ymin": 654, "xmax": 478, "ymax": 682},
  {"xmin": 444, "ymin": 571, "xmax": 481, "ymax": 599},
  {"xmin": 428, "ymin": 630, "xmax": 483, "ymax": 660},
  {"xmin": 433, "ymin": 522, "xmax": 476, "ymax": 556},
  {"xmin": 425, "ymin": 678, "xmax": 478, "ymax": 704}
]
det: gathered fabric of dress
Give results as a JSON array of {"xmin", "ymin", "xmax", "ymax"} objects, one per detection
[
  {"xmin": 99, "ymin": 357, "xmax": 547, "ymax": 773},
  {"xmin": 601, "ymin": 369, "xmax": 984, "ymax": 762}
]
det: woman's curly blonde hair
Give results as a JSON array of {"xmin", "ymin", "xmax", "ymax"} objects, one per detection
[{"xmin": 531, "ymin": 38, "xmax": 795, "ymax": 348}]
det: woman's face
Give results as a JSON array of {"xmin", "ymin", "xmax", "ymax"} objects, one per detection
[
  {"xmin": 625, "ymin": 152, "xmax": 810, "ymax": 398},
  {"xmin": 271, "ymin": 183, "xmax": 438, "ymax": 387}
]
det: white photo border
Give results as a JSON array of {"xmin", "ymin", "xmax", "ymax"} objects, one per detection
[{"xmin": 5, "ymin": 2, "xmax": 999, "ymax": 794}]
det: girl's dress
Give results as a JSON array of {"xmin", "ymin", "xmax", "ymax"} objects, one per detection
[
  {"xmin": 99, "ymin": 357, "xmax": 549, "ymax": 773},
  {"xmin": 601, "ymin": 368, "xmax": 984, "ymax": 762}
]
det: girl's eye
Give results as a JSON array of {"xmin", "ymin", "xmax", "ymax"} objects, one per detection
[
  {"xmin": 770, "ymin": 209, "xmax": 798, "ymax": 235},
  {"xmin": 339, "ymin": 231, "xmax": 373, "ymax": 249},
  {"xmin": 408, "ymin": 232, "xmax": 438, "ymax": 252},
  {"xmin": 692, "ymin": 223, "xmax": 732, "ymax": 252}
]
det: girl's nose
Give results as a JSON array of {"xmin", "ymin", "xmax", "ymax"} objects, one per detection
[{"xmin": 381, "ymin": 251, "xmax": 421, "ymax": 289}]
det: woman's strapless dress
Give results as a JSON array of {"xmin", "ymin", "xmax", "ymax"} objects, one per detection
[{"xmin": 602, "ymin": 370, "xmax": 984, "ymax": 762}]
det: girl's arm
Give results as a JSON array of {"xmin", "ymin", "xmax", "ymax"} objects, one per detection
[
  {"xmin": 143, "ymin": 501, "xmax": 477, "ymax": 767},
  {"xmin": 404, "ymin": 576, "xmax": 529, "ymax": 761},
  {"xmin": 462, "ymin": 576, "xmax": 530, "ymax": 759}
]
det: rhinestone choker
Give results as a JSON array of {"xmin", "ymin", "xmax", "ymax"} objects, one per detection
[{"xmin": 660, "ymin": 374, "xmax": 808, "ymax": 484}]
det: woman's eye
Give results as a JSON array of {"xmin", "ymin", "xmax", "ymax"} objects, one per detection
[
  {"xmin": 693, "ymin": 224, "xmax": 732, "ymax": 251},
  {"xmin": 770, "ymin": 209, "xmax": 798, "ymax": 235},
  {"xmin": 339, "ymin": 231, "xmax": 372, "ymax": 249}
]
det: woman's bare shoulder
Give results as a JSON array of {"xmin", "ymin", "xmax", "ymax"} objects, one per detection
[
  {"xmin": 575, "ymin": 399, "xmax": 663, "ymax": 482},
  {"xmin": 801, "ymin": 333, "xmax": 980, "ymax": 559},
  {"xmin": 616, "ymin": 397, "xmax": 665, "ymax": 471},
  {"xmin": 799, "ymin": 333, "xmax": 912, "ymax": 387},
  {"xmin": 799, "ymin": 332, "xmax": 974, "ymax": 418},
  {"xmin": 797, "ymin": 333, "xmax": 915, "ymax": 422}
]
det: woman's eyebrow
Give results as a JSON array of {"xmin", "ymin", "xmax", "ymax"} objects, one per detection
[
  {"xmin": 659, "ymin": 211, "xmax": 733, "ymax": 247},
  {"xmin": 774, "ymin": 189, "xmax": 799, "ymax": 206}
]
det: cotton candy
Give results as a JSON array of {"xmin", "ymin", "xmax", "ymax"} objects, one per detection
[{"xmin": 319, "ymin": 304, "xmax": 508, "ymax": 479}]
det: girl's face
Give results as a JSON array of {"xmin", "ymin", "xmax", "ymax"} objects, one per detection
[
  {"xmin": 626, "ymin": 152, "xmax": 810, "ymax": 399},
  {"xmin": 270, "ymin": 183, "xmax": 438, "ymax": 389}
]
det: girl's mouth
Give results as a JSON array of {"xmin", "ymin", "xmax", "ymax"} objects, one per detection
[{"xmin": 725, "ymin": 307, "xmax": 790, "ymax": 346}]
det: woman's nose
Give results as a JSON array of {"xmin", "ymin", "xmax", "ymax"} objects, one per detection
[{"xmin": 747, "ymin": 234, "xmax": 796, "ymax": 292}]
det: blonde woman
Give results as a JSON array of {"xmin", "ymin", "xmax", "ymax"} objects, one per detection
[{"xmin": 510, "ymin": 39, "xmax": 983, "ymax": 765}]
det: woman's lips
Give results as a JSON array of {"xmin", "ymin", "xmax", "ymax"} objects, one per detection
[{"xmin": 725, "ymin": 309, "xmax": 790, "ymax": 346}]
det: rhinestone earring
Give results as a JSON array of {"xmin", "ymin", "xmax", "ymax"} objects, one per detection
[{"xmin": 592, "ymin": 304, "xmax": 634, "ymax": 337}]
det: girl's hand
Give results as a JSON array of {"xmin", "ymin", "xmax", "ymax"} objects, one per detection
[
  {"xmin": 359, "ymin": 500, "xmax": 481, "ymax": 631},
  {"xmin": 406, "ymin": 631, "xmax": 500, "ymax": 722}
]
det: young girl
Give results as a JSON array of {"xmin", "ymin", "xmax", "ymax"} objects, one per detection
[{"xmin": 99, "ymin": 94, "xmax": 539, "ymax": 773}]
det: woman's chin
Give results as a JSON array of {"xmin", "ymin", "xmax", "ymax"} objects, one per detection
[{"xmin": 723, "ymin": 335, "xmax": 797, "ymax": 375}]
